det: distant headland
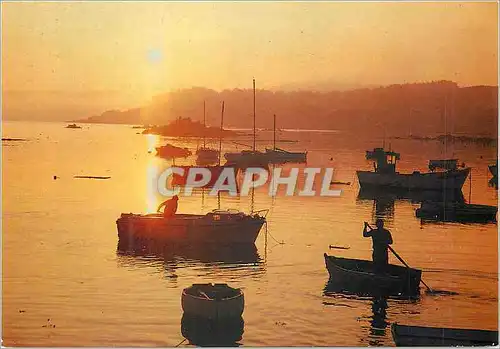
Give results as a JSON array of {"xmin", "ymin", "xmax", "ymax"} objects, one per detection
[{"xmin": 74, "ymin": 81, "xmax": 498, "ymax": 138}]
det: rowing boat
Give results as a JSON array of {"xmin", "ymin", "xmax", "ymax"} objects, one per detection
[
  {"xmin": 324, "ymin": 254, "xmax": 421, "ymax": 296},
  {"xmin": 391, "ymin": 323, "xmax": 499, "ymax": 346},
  {"xmin": 182, "ymin": 283, "xmax": 244, "ymax": 319}
]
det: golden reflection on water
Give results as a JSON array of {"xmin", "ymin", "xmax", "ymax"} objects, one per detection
[
  {"xmin": 2, "ymin": 121, "xmax": 498, "ymax": 347},
  {"xmin": 145, "ymin": 157, "xmax": 163, "ymax": 214}
]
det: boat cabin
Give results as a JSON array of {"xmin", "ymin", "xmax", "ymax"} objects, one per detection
[{"xmin": 365, "ymin": 148, "xmax": 401, "ymax": 174}]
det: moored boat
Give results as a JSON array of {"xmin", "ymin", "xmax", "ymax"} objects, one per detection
[
  {"xmin": 155, "ymin": 144, "xmax": 192, "ymax": 159},
  {"xmin": 196, "ymin": 147, "xmax": 219, "ymax": 164},
  {"xmin": 182, "ymin": 283, "xmax": 244, "ymax": 319},
  {"xmin": 357, "ymin": 148, "xmax": 470, "ymax": 191},
  {"xmin": 264, "ymin": 115, "xmax": 307, "ymax": 164},
  {"xmin": 416, "ymin": 202, "xmax": 497, "ymax": 223},
  {"xmin": 391, "ymin": 323, "xmax": 499, "ymax": 346},
  {"xmin": 170, "ymin": 165, "xmax": 238, "ymax": 188},
  {"xmin": 116, "ymin": 209, "xmax": 267, "ymax": 245},
  {"xmin": 324, "ymin": 253, "xmax": 421, "ymax": 296},
  {"xmin": 265, "ymin": 147, "xmax": 307, "ymax": 164}
]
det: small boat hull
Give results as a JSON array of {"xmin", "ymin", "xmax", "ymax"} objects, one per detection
[
  {"xmin": 357, "ymin": 168, "xmax": 470, "ymax": 191},
  {"xmin": 391, "ymin": 324, "xmax": 499, "ymax": 346},
  {"xmin": 324, "ymin": 254, "xmax": 421, "ymax": 296},
  {"xmin": 416, "ymin": 202, "xmax": 497, "ymax": 223},
  {"xmin": 117, "ymin": 211, "xmax": 265, "ymax": 245},
  {"xmin": 182, "ymin": 283, "xmax": 244, "ymax": 319},
  {"xmin": 265, "ymin": 148, "xmax": 307, "ymax": 164}
]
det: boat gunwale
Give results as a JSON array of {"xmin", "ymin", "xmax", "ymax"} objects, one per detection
[{"xmin": 324, "ymin": 254, "xmax": 418, "ymax": 280}]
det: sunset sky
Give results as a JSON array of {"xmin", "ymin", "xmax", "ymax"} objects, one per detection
[{"xmin": 2, "ymin": 1, "xmax": 498, "ymax": 120}]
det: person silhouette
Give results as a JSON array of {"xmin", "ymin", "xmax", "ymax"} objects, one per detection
[
  {"xmin": 363, "ymin": 219, "xmax": 393, "ymax": 272},
  {"xmin": 157, "ymin": 195, "xmax": 179, "ymax": 218}
]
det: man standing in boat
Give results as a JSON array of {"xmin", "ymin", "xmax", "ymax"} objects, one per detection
[
  {"xmin": 157, "ymin": 195, "xmax": 179, "ymax": 218},
  {"xmin": 363, "ymin": 219, "xmax": 393, "ymax": 272}
]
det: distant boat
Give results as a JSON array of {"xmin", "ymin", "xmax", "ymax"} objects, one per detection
[
  {"xmin": 324, "ymin": 253, "xmax": 421, "ymax": 296},
  {"xmin": 196, "ymin": 101, "xmax": 220, "ymax": 165},
  {"xmin": 196, "ymin": 147, "xmax": 219, "ymax": 164},
  {"xmin": 66, "ymin": 123, "xmax": 81, "ymax": 129},
  {"xmin": 116, "ymin": 210, "xmax": 267, "ymax": 245},
  {"xmin": 155, "ymin": 144, "xmax": 192, "ymax": 159},
  {"xmin": 391, "ymin": 323, "xmax": 498, "ymax": 346},
  {"xmin": 224, "ymin": 79, "xmax": 269, "ymax": 166},
  {"xmin": 416, "ymin": 201, "xmax": 497, "ymax": 223},
  {"xmin": 265, "ymin": 114, "xmax": 307, "ymax": 164},
  {"xmin": 357, "ymin": 147, "xmax": 470, "ymax": 191},
  {"xmin": 171, "ymin": 165, "xmax": 238, "ymax": 188},
  {"xmin": 182, "ymin": 283, "xmax": 244, "ymax": 319}
]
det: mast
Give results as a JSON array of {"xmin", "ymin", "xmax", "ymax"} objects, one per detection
[
  {"xmin": 203, "ymin": 101, "xmax": 206, "ymax": 148},
  {"xmin": 273, "ymin": 114, "xmax": 276, "ymax": 150},
  {"xmin": 253, "ymin": 78, "xmax": 256, "ymax": 152},
  {"xmin": 219, "ymin": 101, "xmax": 225, "ymax": 166}
]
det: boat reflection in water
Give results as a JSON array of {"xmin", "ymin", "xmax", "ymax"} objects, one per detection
[
  {"xmin": 181, "ymin": 313, "xmax": 244, "ymax": 346},
  {"xmin": 323, "ymin": 280, "xmax": 419, "ymax": 346},
  {"xmin": 117, "ymin": 236, "xmax": 264, "ymax": 279},
  {"xmin": 357, "ymin": 187, "xmax": 465, "ymax": 205}
]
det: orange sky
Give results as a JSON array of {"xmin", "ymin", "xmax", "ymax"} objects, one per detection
[{"xmin": 1, "ymin": 1, "xmax": 498, "ymax": 120}]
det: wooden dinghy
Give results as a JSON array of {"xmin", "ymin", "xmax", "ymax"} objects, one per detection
[
  {"xmin": 391, "ymin": 323, "xmax": 499, "ymax": 346},
  {"xmin": 324, "ymin": 254, "xmax": 421, "ymax": 296},
  {"xmin": 182, "ymin": 283, "xmax": 244, "ymax": 320}
]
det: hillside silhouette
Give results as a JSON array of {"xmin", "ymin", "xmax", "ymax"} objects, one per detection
[{"xmin": 77, "ymin": 81, "xmax": 498, "ymax": 137}]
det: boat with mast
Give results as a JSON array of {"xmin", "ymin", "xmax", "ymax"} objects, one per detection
[
  {"xmin": 196, "ymin": 101, "xmax": 219, "ymax": 165},
  {"xmin": 265, "ymin": 114, "xmax": 307, "ymax": 164},
  {"xmin": 173, "ymin": 101, "xmax": 238, "ymax": 188},
  {"xmin": 357, "ymin": 147, "xmax": 470, "ymax": 191},
  {"xmin": 224, "ymin": 79, "xmax": 269, "ymax": 167}
]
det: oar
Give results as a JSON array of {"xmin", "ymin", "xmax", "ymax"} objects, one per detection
[{"xmin": 366, "ymin": 223, "xmax": 433, "ymax": 293}]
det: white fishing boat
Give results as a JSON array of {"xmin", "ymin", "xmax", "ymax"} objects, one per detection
[
  {"xmin": 181, "ymin": 283, "xmax": 244, "ymax": 319},
  {"xmin": 116, "ymin": 209, "xmax": 267, "ymax": 245},
  {"xmin": 357, "ymin": 148, "xmax": 470, "ymax": 191}
]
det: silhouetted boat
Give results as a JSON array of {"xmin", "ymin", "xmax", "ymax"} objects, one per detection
[
  {"xmin": 265, "ymin": 114, "xmax": 307, "ymax": 164},
  {"xmin": 324, "ymin": 253, "xmax": 421, "ymax": 296},
  {"xmin": 181, "ymin": 313, "xmax": 244, "ymax": 346},
  {"xmin": 182, "ymin": 283, "xmax": 244, "ymax": 319},
  {"xmin": 116, "ymin": 210, "xmax": 267, "ymax": 244},
  {"xmin": 196, "ymin": 101, "xmax": 220, "ymax": 164},
  {"xmin": 225, "ymin": 150, "xmax": 269, "ymax": 167},
  {"xmin": 391, "ymin": 323, "xmax": 499, "ymax": 346},
  {"xmin": 357, "ymin": 148, "xmax": 470, "ymax": 191},
  {"xmin": 416, "ymin": 202, "xmax": 497, "ymax": 223},
  {"xmin": 489, "ymin": 163, "xmax": 497, "ymax": 177},
  {"xmin": 171, "ymin": 165, "xmax": 238, "ymax": 188},
  {"xmin": 196, "ymin": 147, "xmax": 219, "ymax": 164},
  {"xmin": 66, "ymin": 123, "xmax": 81, "ymax": 129},
  {"xmin": 224, "ymin": 79, "xmax": 270, "ymax": 167},
  {"xmin": 155, "ymin": 144, "xmax": 192, "ymax": 159}
]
